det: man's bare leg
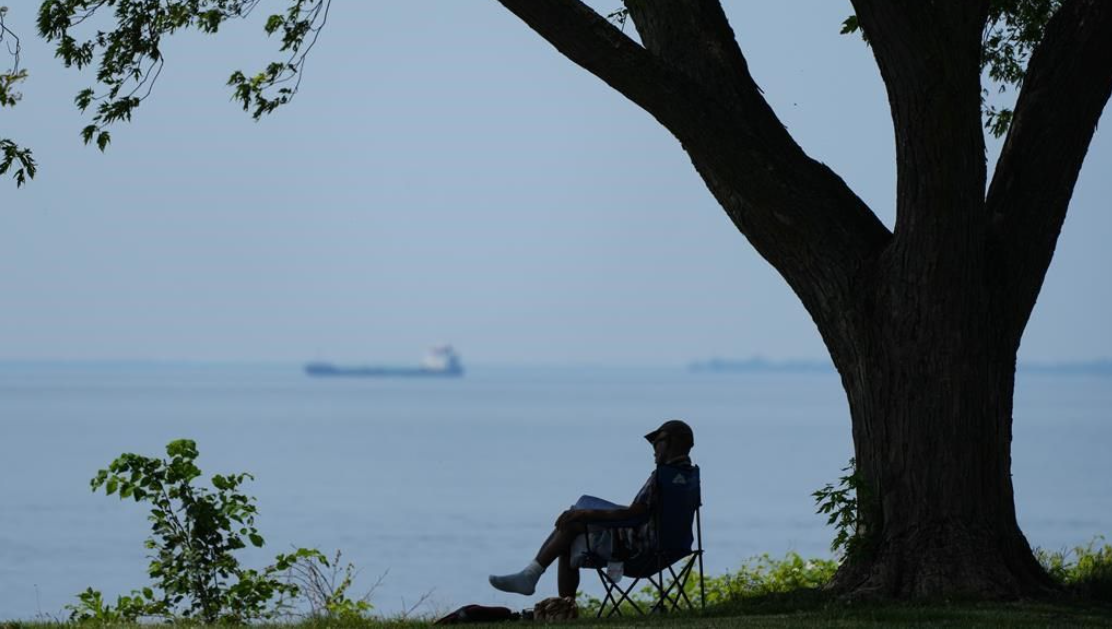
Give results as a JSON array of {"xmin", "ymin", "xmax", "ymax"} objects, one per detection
[
  {"xmin": 557, "ymin": 551, "xmax": 579, "ymax": 598},
  {"xmin": 536, "ymin": 522, "xmax": 584, "ymax": 567},
  {"xmin": 490, "ymin": 522, "xmax": 585, "ymax": 596}
]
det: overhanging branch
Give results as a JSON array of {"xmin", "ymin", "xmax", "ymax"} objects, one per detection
[
  {"xmin": 493, "ymin": 0, "xmax": 679, "ymax": 123},
  {"xmin": 621, "ymin": 0, "xmax": 752, "ymax": 109},
  {"xmin": 987, "ymin": 0, "xmax": 1112, "ymax": 340},
  {"xmin": 496, "ymin": 0, "xmax": 891, "ymax": 329}
]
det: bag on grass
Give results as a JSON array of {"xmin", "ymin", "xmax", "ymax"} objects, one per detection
[
  {"xmin": 534, "ymin": 596, "xmax": 578, "ymax": 621},
  {"xmin": 434, "ymin": 604, "xmax": 517, "ymax": 624}
]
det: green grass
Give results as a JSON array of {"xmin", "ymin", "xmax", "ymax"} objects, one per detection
[
  {"xmin": 10, "ymin": 541, "xmax": 1111, "ymax": 627},
  {"xmin": 7, "ymin": 598, "xmax": 1112, "ymax": 628}
]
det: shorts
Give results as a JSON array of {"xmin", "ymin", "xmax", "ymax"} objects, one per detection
[{"xmin": 568, "ymin": 525, "xmax": 613, "ymax": 568}]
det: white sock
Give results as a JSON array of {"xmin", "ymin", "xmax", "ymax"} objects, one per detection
[{"xmin": 489, "ymin": 560, "xmax": 545, "ymax": 596}]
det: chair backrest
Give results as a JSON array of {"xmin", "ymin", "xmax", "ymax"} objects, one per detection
[{"xmin": 654, "ymin": 464, "xmax": 701, "ymax": 553}]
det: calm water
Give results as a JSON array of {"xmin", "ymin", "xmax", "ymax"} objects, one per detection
[{"xmin": 1, "ymin": 366, "xmax": 1108, "ymax": 619}]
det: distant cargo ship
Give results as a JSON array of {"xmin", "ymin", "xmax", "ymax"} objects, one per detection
[{"xmin": 305, "ymin": 345, "xmax": 464, "ymax": 377}]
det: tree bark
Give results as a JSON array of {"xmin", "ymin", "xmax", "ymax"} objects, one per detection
[
  {"xmin": 828, "ymin": 301, "xmax": 1056, "ymax": 598},
  {"xmin": 497, "ymin": 0, "xmax": 1112, "ymax": 600},
  {"xmin": 829, "ymin": 0, "xmax": 1112, "ymax": 597}
]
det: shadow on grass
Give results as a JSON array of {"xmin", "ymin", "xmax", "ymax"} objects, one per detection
[
  {"xmin": 5, "ymin": 590, "xmax": 1112, "ymax": 628},
  {"xmin": 570, "ymin": 587, "xmax": 1112, "ymax": 628}
]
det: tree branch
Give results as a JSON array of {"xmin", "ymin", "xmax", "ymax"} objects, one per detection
[
  {"xmin": 496, "ymin": 0, "xmax": 891, "ymax": 352},
  {"xmin": 493, "ymin": 0, "xmax": 683, "ymax": 122},
  {"xmin": 621, "ymin": 0, "xmax": 752, "ymax": 110},
  {"xmin": 850, "ymin": 1, "xmax": 989, "ymax": 261},
  {"xmin": 987, "ymin": 0, "xmax": 1112, "ymax": 343}
]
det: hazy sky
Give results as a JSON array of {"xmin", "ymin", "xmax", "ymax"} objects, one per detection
[{"xmin": 1, "ymin": 2, "xmax": 1109, "ymax": 365}]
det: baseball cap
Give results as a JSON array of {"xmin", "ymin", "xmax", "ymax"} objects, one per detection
[{"xmin": 644, "ymin": 419, "xmax": 694, "ymax": 450}]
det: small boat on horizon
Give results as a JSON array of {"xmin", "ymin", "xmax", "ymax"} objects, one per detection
[{"xmin": 305, "ymin": 345, "xmax": 464, "ymax": 378}]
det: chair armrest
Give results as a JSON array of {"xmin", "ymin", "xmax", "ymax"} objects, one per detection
[
  {"xmin": 581, "ymin": 512, "xmax": 651, "ymax": 528},
  {"xmin": 571, "ymin": 496, "xmax": 650, "ymax": 528}
]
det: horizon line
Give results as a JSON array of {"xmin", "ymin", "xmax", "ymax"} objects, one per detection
[{"xmin": 1, "ymin": 356, "xmax": 1111, "ymax": 372}]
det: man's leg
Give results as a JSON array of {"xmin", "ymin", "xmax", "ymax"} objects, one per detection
[
  {"xmin": 536, "ymin": 522, "xmax": 584, "ymax": 567},
  {"xmin": 490, "ymin": 522, "xmax": 585, "ymax": 596},
  {"xmin": 557, "ymin": 550, "xmax": 580, "ymax": 598}
]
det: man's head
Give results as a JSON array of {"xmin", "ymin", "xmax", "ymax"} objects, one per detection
[{"xmin": 644, "ymin": 419, "xmax": 694, "ymax": 464}]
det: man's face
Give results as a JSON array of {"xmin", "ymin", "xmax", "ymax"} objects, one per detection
[{"xmin": 652, "ymin": 434, "xmax": 670, "ymax": 464}]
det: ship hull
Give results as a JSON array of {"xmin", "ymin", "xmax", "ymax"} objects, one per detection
[{"xmin": 304, "ymin": 363, "xmax": 463, "ymax": 377}]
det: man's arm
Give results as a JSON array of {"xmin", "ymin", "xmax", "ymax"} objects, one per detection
[{"xmin": 556, "ymin": 502, "xmax": 649, "ymax": 529}]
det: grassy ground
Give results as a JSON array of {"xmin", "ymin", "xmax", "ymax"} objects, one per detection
[{"xmin": 6, "ymin": 598, "xmax": 1112, "ymax": 628}]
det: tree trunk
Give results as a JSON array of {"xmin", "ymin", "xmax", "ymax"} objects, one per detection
[
  {"xmin": 827, "ymin": 302, "xmax": 1057, "ymax": 598},
  {"xmin": 497, "ymin": 0, "xmax": 1112, "ymax": 601}
]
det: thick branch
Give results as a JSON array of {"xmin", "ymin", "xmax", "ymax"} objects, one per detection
[
  {"xmin": 987, "ymin": 0, "xmax": 1112, "ymax": 344},
  {"xmin": 851, "ymin": 1, "xmax": 989, "ymax": 264},
  {"xmin": 496, "ymin": 0, "xmax": 890, "ymax": 355},
  {"xmin": 620, "ymin": 1, "xmax": 855, "ymax": 207},
  {"xmin": 492, "ymin": 0, "xmax": 666, "ymax": 118},
  {"xmin": 621, "ymin": 0, "xmax": 751, "ymax": 110}
]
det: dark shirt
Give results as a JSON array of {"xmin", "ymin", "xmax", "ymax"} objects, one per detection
[{"xmin": 616, "ymin": 455, "xmax": 692, "ymax": 560}]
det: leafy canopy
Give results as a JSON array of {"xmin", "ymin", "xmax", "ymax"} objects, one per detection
[
  {"xmin": 1, "ymin": 5, "xmax": 36, "ymax": 187},
  {"xmin": 35, "ymin": 0, "xmax": 331, "ymax": 152},
  {"xmin": 0, "ymin": 0, "xmax": 1068, "ymax": 187}
]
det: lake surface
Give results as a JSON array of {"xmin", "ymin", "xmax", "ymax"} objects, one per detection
[{"xmin": 1, "ymin": 365, "xmax": 1108, "ymax": 619}]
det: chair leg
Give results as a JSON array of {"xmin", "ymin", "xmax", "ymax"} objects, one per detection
[
  {"xmin": 593, "ymin": 569, "xmax": 621, "ymax": 618},
  {"xmin": 656, "ymin": 556, "xmax": 698, "ymax": 612},
  {"xmin": 646, "ymin": 574, "xmax": 666, "ymax": 613},
  {"xmin": 594, "ymin": 569, "xmax": 646, "ymax": 618},
  {"xmin": 665, "ymin": 560, "xmax": 696, "ymax": 610},
  {"xmin": 606, "ymin": 577, "xmax": 645, "ymax": 617},
  {"xmin": 679, "ymin": 560, "xmax": 699, "ymax": 608},
  {"xmin": 698, "ymin": 551, "xmax": 706, "ymax": 610},
  {"xmin": 593, "ymin": 554, "xmax": 704, "ymax": 617},
  {"xmin": 655, "ymin": 573, "xmax": 683, "ymax": 612},
  {"xmin": 656, "ymin": 562, "xmax": 665, "ymax": 611}
]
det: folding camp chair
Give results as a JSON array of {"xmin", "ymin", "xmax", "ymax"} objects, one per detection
[{"xmin": 581, "ymin": 464, "xmax": 705, "ymax": 617}]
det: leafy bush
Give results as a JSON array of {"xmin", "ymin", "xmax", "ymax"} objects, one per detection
[
  {"xmin": 67, "ymin": 586, "xmax": 168, "ymax": 623},
  {"xmin": 1037, "ymin": 536, "xmax": 1112, "ymax": 601},
  {"xmin": 578, "ymin": 551, "xmax": 837, "ymax": 615},
  {"xmin": 709, "ymin": 552, "xmax": 838, "ymax": 600},
  {"xmin": 68, "ymin": 439, "xmax": 325, "ymax": 623},
  {"xmin": 813, "ymin": 458, "xmax": 877, "ymax": 561},
  {"xmin": 285, "ymin": 550, "xmax": 376, "ymax": 621}
]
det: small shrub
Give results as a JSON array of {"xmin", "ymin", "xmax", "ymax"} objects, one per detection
[
  {"xmin": 710, "ymin": 552, "xmax": 838, "ymax": 600},
  {"xmin": 66, "ymin": 586, "xmax": 168, "ymax": 623},
  {"xmin": 69, "ymin": 439, "xmax": 323, "ymax": 623},
  {"xmin": 284, "ymin": 549, "xmax": 377, "ymax": 621},
  {"xmin": 1037, "ymin": 536, "xmax": 1112, "ymax": 601},
  {"xmin": 813, "ymin": 457, "xmax": 877, "ymax": 561},
  {"xmin": 577, "ymin": 551, "xmax": 836, "ymax": 615}
]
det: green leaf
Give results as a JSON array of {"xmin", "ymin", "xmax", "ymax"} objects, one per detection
[
  {"xmin": 74, "ymin": 87, "xmax": 95, "ymax": 111},
  {"xmin": 81, "ymin": 124, "xmax": 97, "ymax": 145},
  {"xmin": 166, "ymin": 439, "xmax": 197, "ymax": 459},
  {"xmin": 265, "ymin": 14, "xmax": 285, "ymax": 34},
  {"xmin": 840, "ymin": 15, "xmax": 860, "ymax": 35}
]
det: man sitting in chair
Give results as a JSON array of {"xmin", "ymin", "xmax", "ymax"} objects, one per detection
[{"xmin": 489, "ymin": 419, "xmax": 695, "ymax": 598}]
